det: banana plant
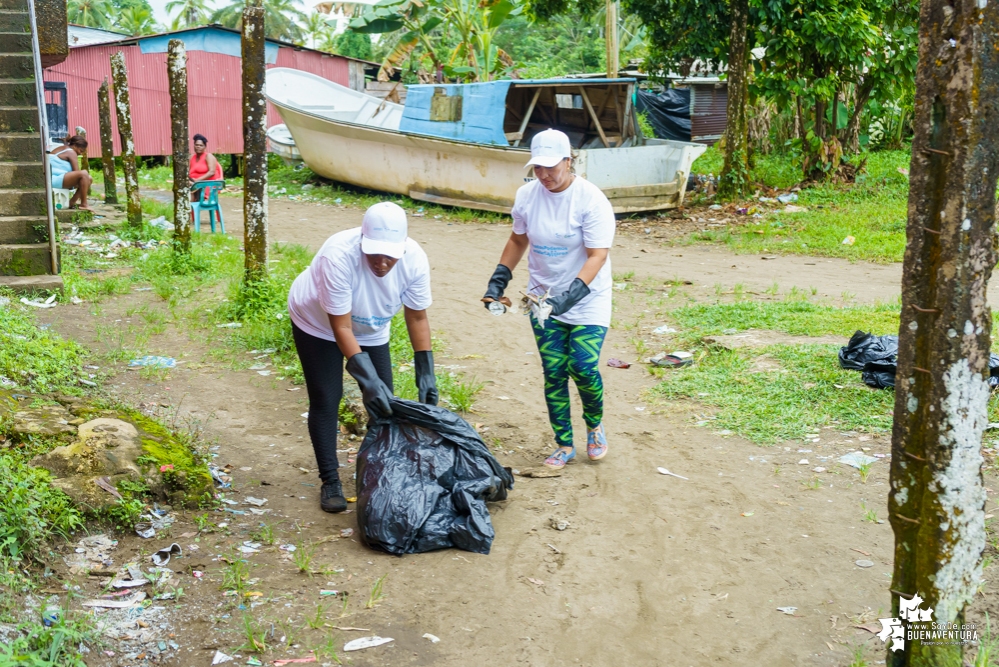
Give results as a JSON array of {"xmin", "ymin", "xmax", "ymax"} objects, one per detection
[{"xmin": 350, "ymin": 0, "xmax": 444, "ymax": 81}]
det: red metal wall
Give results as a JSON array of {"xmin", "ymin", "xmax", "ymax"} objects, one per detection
[{"xmin": 44, "ymin": 43, "xmax": 352, "ymax": 157}]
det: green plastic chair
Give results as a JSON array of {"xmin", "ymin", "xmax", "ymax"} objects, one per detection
[{"xmin": 191, "ymin": 180, "xmax": 225, "ymax": 233}]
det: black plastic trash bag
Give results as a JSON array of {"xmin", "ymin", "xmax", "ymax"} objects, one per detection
[
  {"xmin": 861, "ymin": 360, "xmax": 898, "ymax": 389},
  {"xmin": 355, "ymin": 398, "xmax": 514, "ymax": 556},
  {"xmin": 838, "ymin": 331, "xmax": 898, "ymax": 371}
]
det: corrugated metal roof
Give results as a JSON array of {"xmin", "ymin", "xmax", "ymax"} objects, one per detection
[
  {"xmin": 690, "ymin": 82, "xmax": 727, "ymax": 145},
  {"xmin": 68, "ymin": 25, "xmax": 129, "ymax": 48}
]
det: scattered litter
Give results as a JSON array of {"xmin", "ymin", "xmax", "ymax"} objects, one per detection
[
  {"xmin": 841, "ymin": 235, "xmax": 856, "ymax": 246},
  {"xmin": 607, "ymin": 358, "xmax": 631, "ymax": 369},
  {"xmin": 148, "ymin": 216, "xmax": 174, "ymax": 231},
  {"xmin": 209, "ymin": 463, "xmax": 233, "ymax": 488},
  {"xmin": 649, "ymin": 351, "xmax": 693, "ymax": 368},
  {"xmin": 741, "ymin": 512, "xmax": 754, "ymax": 517},
  {"xmin": 272, "ymin": 657, "xmax": 317, "ymax": 665},
  {"xmin": 657, "ymin": 467, "xmax": 688, "ymax": 480},
  {"xmin": 708, "ymin": 204, "xmax": 723, "ymax": 210},
  {"xmin": 776, "ymin": 606, "xmax": 797, "ymax": 615},
  {"xmin": 82, "ymin": 592, "xmax": 146, "ymax": 608},
  {"xmin": 300, "ymin": 412, "xmax": 309, "ymax": 418},
  {"xmin": 797, "ymin": 459, "xmax": 809, "ymax": 465},
  {"xmin": 244, "ymin": 497, "xmax": 268, "ymax": 506},
  {"xmin": 547, "ymin": 543, "xmax": 561, "ymax": 554},
  {"xmin": 150, "ymin": 543, "xmax": 181, "ymax": 566},
  {"xmin": 856, "ymin": 559, "xmax": 874, "ymax": 568},
  {"xmin": 279, "ymin": 544, "xmax": 297, "ymax": 552},
  {"xmin": 128, "ymin": 356, "xmax": 177, "ymax": 368},
  {"xmin": 343, "ymin": 636, "xmax": 394, "ymax": 652},
  {"xmin": 812, "ymin": 467, "xmax": 826, "ymax": 473},
  {"xmin": 784, "ymin": 204, "xmax": 808, "ymax": 213},
  {"xmin": 0, "ymin": 375, "xmax": 16, "ymax": 388},
  {"xmin": 217, "ymin": 323, "xmax": 243, "ymax": 329},
  {"xmin": 246, "ymin": 658, "xmax": 263, "ymax": 666},
  {"xmin": 653, "ymin": 325, "xmax": 676, "ymax": 334},
  {"xmin": 320, "ymin": 589, "xmax": 339, "ymax": 596},
  {"xmin": 550, "ymin": 518, "xmax": 570, "ymax": 531},
  {"xmin": 65, "ymin": 534, "xmax": 118, "ymax": 570},
  {"xmin": 839, "ymin": 451, "xmax": 878, "ymax": 469},
  {"xmin": 20, "ymin": 296, "xmax": 57, "ymax": 308},
  {"xmin": 340, "ymin": 528, "xmax": 354, "ymax": 538},
  {"xmin": 527, "ymin": 577, "xmax": 544, "ymax": 586},
  {"xmin": 42, "ymin": 605, "xmax": 61, "ymax": 627},
  {"xmin": 212, "ymin": 650, "xmax": 233, "ymax": 665},
  {"xmin": 522, "ymin": 288, "xmax": 553, "ymax": 327},
  {"xmin": 776, "ymin": 193, "xmax": 798, "ymax": 204},
  {"xmin": 70, "ymin": 296, "xmax": 83, "ymax": 304},
  {"xmin": 423, "ymin": 633, "xmax": 440, "ymax": 643},
  {"xmin": 111, "ymin": 578, "xmax": 148, "ymax": 588}
]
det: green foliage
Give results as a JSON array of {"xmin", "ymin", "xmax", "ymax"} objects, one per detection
[
  {"xmin": 0, "ymin": 613, "xmax": 95, "ymax": 667},
  {"xmin": 211, "ymin": 0, "xmax": 307, "ymax": 42},
  {"xmin": 67, "ymin": 0, "xmax": 116, "ymax": 29},
  {"xmin": 0, "ymin": 294, "xmax": 88, "ymax": 393},
  {"xmin": 0, "ymin": 456, "xmax": 83, "ymax": 563},
  {"xmin": 330, "ymin": 30, "xmax": 374, "ymax": 60},
  {"xmin": 166, "ymin": 0, "xmax": 211, "ymax": 28}
]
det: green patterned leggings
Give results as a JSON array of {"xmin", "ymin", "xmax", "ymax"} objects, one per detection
[{"xmin": 530, "ymin": 315, "xmax": 608, "ymax": 448}]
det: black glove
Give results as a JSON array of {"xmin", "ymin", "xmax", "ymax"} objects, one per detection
[
  {"xmin": 413, "ymin": 350, "xmax": 439, "ymax": 406},
  {"xmin": 547, "ymin": 278, "xmax": 591, "ymax": 316},
  {"xmin": 482, "ymin": 264, "xmax": 513, "ymax": 310},
  {"xmin": 345, "ymin": 352, "xmax": 393, "ymax": 420}
]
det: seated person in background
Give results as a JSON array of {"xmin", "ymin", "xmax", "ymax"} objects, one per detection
[
  {"xmin": 188, "ymin": 133, "xmax": 223, "ymax": 202},
  {"xmin": 48, "ymin": 135, "xmax": 93, "ymax": 211}
]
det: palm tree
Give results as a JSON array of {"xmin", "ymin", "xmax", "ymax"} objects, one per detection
[
  {"xmin": 301, "ymin": 10, "xmax": 332, "ymax": 49},
  {"xmin": 116, "ymin": 6, "xmax": 160, "ymax": 35},
  {"xmin": 211, "ymin": 0, "xmax": 306, "ymax": 42},
  {"xmin": 68, "ymin": 0, "xmax": 115, "ymax": 29},
  {"xmin": 166, "ymin": 0, "xmax": 212, "ymax": 29}
]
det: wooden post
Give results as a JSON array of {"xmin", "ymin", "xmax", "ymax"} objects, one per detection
[
  {"xmin": 605, "ymin": 0, "xmax": 618, "ymax": 79},
  {"xmin": 888, "ymin": 0, "xmax": 999, "ymax": 664},
  {"xmin": 74, "ymin": 126, "xmax": 88, "ymax": 172},
  {"xmin": 97, "ymin": 78, "xmax": 117, "ymax": 204},
  {"xmin": 109, "ymin": 51, "xmax": 141, "ymax": 227},
  {"xmin": 241, "ymin": 0, "xmax": 268, "ymax": 281},
  {"xmin": 168, "ymin": 39, "xmax": 191, "ymax": 254}
]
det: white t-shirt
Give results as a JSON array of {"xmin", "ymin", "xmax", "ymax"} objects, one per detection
[
  {"xmin": 511, "ymin": 177, "xmax": 615, "ymax": 327},
  {"xmin": 287, "ymin": 227, "xmax": 432, "ymax": 346}
]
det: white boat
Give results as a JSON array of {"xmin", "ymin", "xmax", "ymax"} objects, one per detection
[
  {"xmin": 265, "ymin": 68, "xmax": 706, "ymax": 214},
  {"xmin": 266, "ymin": 124, "xmax": 302, "ymax": 164}
]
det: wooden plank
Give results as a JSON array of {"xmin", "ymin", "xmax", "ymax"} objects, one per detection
[
  {"xmin": 578, "ymin": 87, "xmax": 609, "ymax": 148},
  {"xmin": 621, "ymin": 83, "xmax": 634, "ymax": 139},
  {"xmin": 600, "ymin": 180, "xmax": 680, "ymax": 199},
  {"xmin": 513, "ymin": 88, "xmax": 541, "ymax": 147}
]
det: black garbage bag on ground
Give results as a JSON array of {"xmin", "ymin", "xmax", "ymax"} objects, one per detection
[
  {"xmin": 355, "ymin": 398, "xmax": 514, "ymax": 555},
  {"xmin": 635, "ymin": 88, "xmax": 691, "ymax": 142},
  {"xmin": 840, "ymin": 330, "xmax": 999, "ymax": 389}
]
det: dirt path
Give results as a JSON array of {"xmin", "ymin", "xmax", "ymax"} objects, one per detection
[{"xmin": 40, "ymin": 197, "xmax": 998, "ymax": 666}]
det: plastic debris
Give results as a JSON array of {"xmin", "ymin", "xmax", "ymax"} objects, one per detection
[
  {"xmin": 855, "ymin": 559, "xmax": 875, "ymax": 568},
  {"xmin": 522, "ymin": 288, "xmax": 553, "ymax": 328},
  {"xmin": 652, "ymin": 325, "xmax": 676, "ymax": 334},
  {"xmin": 42, "ymin": 605, "xmax": 61, "ymax": 627},
  {"xmin": 776, "ymin": 606, "xmax": 797, "ymax": 615},
  {"xmin": 82, "ymin": 592, "xmax": 146, "ymax": 608},
  {"xmin": 212, "ymin": 650, "xmax": 233, "ymax": 665},
  {"xmin": 657, "ymin": 467, "xmax": 688, "ymax": 480},
  {"xmin": 839, "ymin": 451, "xmax": 878, "ymax": 469},
  {"xmin": 340, "ymin": 528, "xmax": 354, "ymax": 538},
  {"xmin": 607, "ymin": 358, "xmax": 631, "ymax": 369},
  {"xmin": 649, "ymin": 351, "xmax": 693, "ymax": 368},
  {"xmin": 246, "ymin": 659, "xmax": 263, "ymax": 666},
  {"xmin": 128, "ymin": 356, "xmax": 177, "ymax": 368},
  {"xmin": 279, "ymin": 544, "xmax": 297, "ymax": 552},
  {"xmin": 320, "ymin": 589, "xmax": 339, "ymax": 596},
  {"xmin": 343, "ymin": 637, "xmax": 394, "ymax": 652},
  {"xmin": 111, "ymin": 578, "xmax": 148, "ymax": 588},
  {"xmin": 65, "ymin": 534, "xmax": 118, "ymax": 570},
  {"xmin": 209, "ymin": 463, "xmax": 233, "ymax": 488},
  {"xmin": 150, "ymin": 543, "xmax": 182, "ymax": 566},
  {"xmin": 20, "ymin": 296, "xmax": 57, "ymax": 308},
  {"xmin": 841, "ymin": 235, "xmax": 856, "ymax": 246},
  {"xmin": 70, "ymin": 296, "xmax": 84, "ymax": 304},
  {"xmin": 422, "ymin": 633, "xmax": 440, "ymax": 643},
  {"xmin": 217, "ymin": 322, "xmax": 243, "ymax": 329},
  {"xmin": 148, "ymin": 216, "xmax": 174, "ymax": 231},
  {"xmin": 776, "ymin": 193, "xmax": 798, "ymax": 204},
  {"xmin": 244, "ymin": 497, "xmax": 268, "ymax": 506}
]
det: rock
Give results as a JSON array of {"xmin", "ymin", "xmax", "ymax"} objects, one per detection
[
  {"xmin": 702, "ymin": 329, "xmax": 844, "ymax": 350},
  {"xmin": 30, "ymin": 418, "xmax": 144, "ymax": 510},
  {"xmin": 11, "ymin": 403, "xmax": 77, "ymax": 438}
]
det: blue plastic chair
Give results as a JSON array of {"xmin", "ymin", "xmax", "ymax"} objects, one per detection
[{"xmin": 191, "ymin": 180, "xmax": 225, "ymax": 233}]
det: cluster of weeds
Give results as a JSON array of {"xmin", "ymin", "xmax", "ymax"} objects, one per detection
[
  {"xmin": 0, "ymin": 454, "xmax": 83, "ymax": 563},
  {"xmin": 0, "ymin": 611, "xmax": 96, "ymax": 666},
  {"xmin": 0, "ymin": 291, "xmax": 89, "ymax": 393}
]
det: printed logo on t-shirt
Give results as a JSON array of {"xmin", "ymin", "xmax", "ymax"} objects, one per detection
[
  {"xmin": 532, "ymin": 244, "xmax": 569, "ymax": 258},
  {"xmin": 554, "ymin": 232, "xmax": 577, "ymax": 239},
  {"xmin": 351, "ymin": 314, "xmax": 394, "ymax": 332}
]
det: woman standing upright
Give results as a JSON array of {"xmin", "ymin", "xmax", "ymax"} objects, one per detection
[
  {"xmin": 482, "ymin": 129, "xmax": 615, "ymax": 470},
  {"xmin": 288, "ymin": 202, "xmax": 438, "ymax": 512}
]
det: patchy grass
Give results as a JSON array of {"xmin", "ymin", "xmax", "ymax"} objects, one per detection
[
  {"xmin": 689, "ymin": 148, "xmax": 911, "ymax": 263},
  {"xmin": 0, "ymin": 291, "xmax": 89, "ymax": 393}
]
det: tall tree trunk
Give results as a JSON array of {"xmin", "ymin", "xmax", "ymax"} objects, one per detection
[
  {"xmin": 109, "ymin": 51, "xmax": 141, "ymax": 227},
  {"xmin": 845, "ymin": 78, "xmax": 875, "ymax": 154},
  {"xmin": 605, "ymin": 0, "xmax": 618, "ymax": 79},
  {"xmin": 241, "ymin": 0, "xmax": 268, "ymax": 282},
  {"xmin": 888, "ymin": 0, "xmax": 999, "ymax": 664},
  {"xmin": 168, "ymin": 39, "xmax": 191, "ymax": 256},
  {"xmin": 97, "ymin": 78, "xmax": 117, "ymax": 204},
  {"xmin": 716, "ymin": 0, "xmax": 749, "ymax": 200},
  {"xmin": 814, "ymin": 98, "xmax": 826, "ymax": 140}
]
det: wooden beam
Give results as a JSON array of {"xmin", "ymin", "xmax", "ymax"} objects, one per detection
[
  {"xmin": 578, "ymin": 87, "xmax": 609, "ymax": 148},
  {"xmin": 621, "ymin": 82, "xmax": 634, "ymax": 140},
  {"xmin": 513, "ymin": 88, "xmax": 542, "ymax": 147}
]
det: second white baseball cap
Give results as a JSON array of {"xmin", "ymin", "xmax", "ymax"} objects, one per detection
[
  {"xmin": 361, "ymin": 201, "xmax": 408, "ymax": 258},
  {"xmin": 525, "ymin": 128, "xmax": 572, "ymax": 169}
]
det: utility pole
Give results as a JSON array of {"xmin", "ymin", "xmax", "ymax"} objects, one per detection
[
  {"xmin": 605, "ymin": 0, "xmax": 618, "ymax": 79},
  {"xmin": 888, "ymin": 0, "xmax": 999, "ymax": 664},
  {"xmin": 241, "ymin": 0, "xmax": 268, "ymax": 282},
  {"xmin": 168, "ymin": 39, "xmax": 191, "ymax": 254},
  {"xmin": 109, "ymin": 51, "xmax": 141, "ymax": 226},
  {"xmin": 97, "ymin": 78, "xmax": 117, "ymax": 204}
]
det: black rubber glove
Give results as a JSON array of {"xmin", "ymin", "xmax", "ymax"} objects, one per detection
[
  {"xmin": 482, "ymin": 264, "xmax": 513, "ymax": 310},
  {"xmin": 345, "ymin": 351, "xmax": 393, "ymax": 420},
  {"xmin": 547, "ymin": 278, "xmax": 591, "ymax": 316},
  {"xmin": 413, "ymin": 350, "xmax": 439, "ymax": 406}
]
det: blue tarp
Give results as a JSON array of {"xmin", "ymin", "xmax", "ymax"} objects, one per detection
[
  {"xmin": 399, "ymin": 78, "xmax": 638, "ymax": 145},
  {"xmin": 138, "ymin": 27, "xmax": 279, "ymax": 63}
]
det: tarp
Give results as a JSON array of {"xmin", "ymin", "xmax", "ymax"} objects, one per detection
[
  {"xmin": 636, "ymin": 88, "xmax": 691, "ymax": 142},
  {"xmin": 138, "ymin": 28, "xmax": 279, "ymax": 63},
  {"xmin": 400, "ymin": 81, "xmax": 513, "ymax": 146}
]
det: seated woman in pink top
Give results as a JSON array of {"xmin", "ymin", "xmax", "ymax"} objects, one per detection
[{"xmin": 188, "ymin": 133, "xmax": 222, "ymax": 202}]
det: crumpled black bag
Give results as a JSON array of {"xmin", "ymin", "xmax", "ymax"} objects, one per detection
[
  {"xmin": 840, "ymin": 331, "xmax": 999, "ymax": 390},
  {"xmin": 355, "ymin": 398, "xmax": 514, "ymax": 555}
]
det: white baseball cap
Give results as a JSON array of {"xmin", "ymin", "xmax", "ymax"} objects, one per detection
[
  {"xmin": 525, "ymin": 129, "xmax": 572, "ymax": 168},
  {"xmin": 361, "ymin": 202, "xmax": 408, "ymax": 259}
]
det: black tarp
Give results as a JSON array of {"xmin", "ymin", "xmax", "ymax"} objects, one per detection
[{"xmin": 635, "ymin": 88, "xmax": 691, "ymax": 142}]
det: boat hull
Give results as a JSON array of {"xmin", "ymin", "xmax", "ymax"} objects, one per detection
[{"xmin": 272, "ymin": 102, "xmax": 705, "ymax": 215}]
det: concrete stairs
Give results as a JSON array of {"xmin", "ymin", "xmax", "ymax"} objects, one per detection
[{"xmin": 0, "ymin": 0, "xmax": 60, "ymax": 291}]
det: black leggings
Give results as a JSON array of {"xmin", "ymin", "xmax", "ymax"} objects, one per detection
[{"xmin": 292, "ymin": 322, "xmax": 393, "ymax": 483}]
